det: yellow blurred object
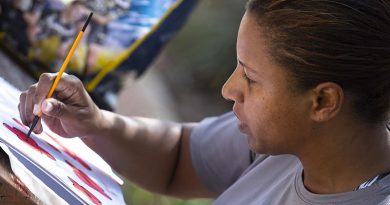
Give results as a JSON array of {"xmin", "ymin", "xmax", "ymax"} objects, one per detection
[
  {"xmin": 68, "ymin": 44, "xmax": 87, "ymax": 73},
  {"xmin": 28, "ymin": 36, "xmax": 60, "ymax": 66},
  {"xmin": 0, "ymin": 32, "xmax": 6, "ymax": 40},
  {"xmin": 90, "ymin": 47, "xmax": 124, "ymax": 73},
  {"xmin": 27, "ymin": 37, "xmax": 124, "ymax": 75}
]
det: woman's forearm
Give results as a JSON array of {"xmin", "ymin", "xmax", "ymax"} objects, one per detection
[{"xmin": 83, "ymin": 110, "xmax": 185, "ymax": 194}]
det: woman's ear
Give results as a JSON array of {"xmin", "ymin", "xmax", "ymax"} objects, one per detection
[{"xmin": 310, "ymin": 82, "xmax": 344, "ymax": 122}]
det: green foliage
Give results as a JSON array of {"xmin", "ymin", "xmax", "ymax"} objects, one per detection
[{"xmin": 123, "ymin": 182, "xmax": 213, "ymax": 205}]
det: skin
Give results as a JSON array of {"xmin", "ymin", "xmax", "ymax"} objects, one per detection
[
  {"xmin": 19, "ymin": 12, "xmax": 390, "ymax": 198},
  {"xmin": 222, "ymin": 13, "xmax": 390, "ymax": 194},
  {"xmin": 19, "ymin": 73, "xmax": 214, "ymax": 198}
]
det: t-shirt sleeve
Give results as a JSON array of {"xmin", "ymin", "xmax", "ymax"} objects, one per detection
[{"xmin": 190, "ymin": 112, "xmax": 252, "ymax": 194}]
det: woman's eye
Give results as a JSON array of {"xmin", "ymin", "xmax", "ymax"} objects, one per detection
[
  {"xmin": 242, "ymin": 72, "xmax": 255, "ymax": 84},
  {"xmin": 237, "ymin": 60, "xmax": 256, "ymax": 84}
]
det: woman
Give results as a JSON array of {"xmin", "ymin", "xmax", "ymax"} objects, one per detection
[{"xmin": 19, "ymin": 0, "xmax": 390, "ymax": 204}]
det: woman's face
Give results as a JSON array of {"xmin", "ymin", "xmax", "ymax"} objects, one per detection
[{"xmin": 222, "ymin": 13, "xmax": 313, "ymax": 154}]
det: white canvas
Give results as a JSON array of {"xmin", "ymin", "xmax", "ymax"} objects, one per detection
[{"xmin": 0, "ymin": 77, "xmax": 125, "ymax": 205}]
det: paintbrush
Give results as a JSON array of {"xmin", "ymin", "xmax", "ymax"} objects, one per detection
[{"xmin": 26, "ymin": 12, "xmax": 93, "ymax": 137}]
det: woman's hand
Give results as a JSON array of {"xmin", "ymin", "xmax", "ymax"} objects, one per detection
[{"xmin": 18, "ymin": 73, "xmax": 102, "ymax": 138}]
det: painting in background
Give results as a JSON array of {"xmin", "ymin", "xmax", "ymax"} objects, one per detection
[{"xmin": 0, "ymin": 0, "xmax": 198, "ymax": 110}]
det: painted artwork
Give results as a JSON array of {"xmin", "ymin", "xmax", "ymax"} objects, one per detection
[
  {"xmin": 0, "ymin": 0, "xmax": 198, "ymax": 111},
  {"xmin": 0, "ymin": 77, "xmax": 125, "ymax": 205}
]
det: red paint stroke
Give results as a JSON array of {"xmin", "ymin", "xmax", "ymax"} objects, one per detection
[
  {"xmin": 45, "ymin": 132, "xmax": 92, "ymax": 171},
  {"xmin": 62, "ymin": 149, "xmax": 92, "ymax": 171},
  {"xmin": 12, "ymin": 118, "xmax": 27, "ymax": 130},
  {"xmin": 65, "ymin": 160, "xmax": 111, "ymax": 200},
  {"xmin": 68, "ymin": 177, "xmax": 101, "ymax": 205},
  {"xmin": 12, "ymin": 118, "xmax": 62, "ymax": 153},
  {"xmin": 12, "ymin": 118, "xmax": 61, "ymax": 153},
  {"xmin": 2, "ymin": 123, "xmax": 55, "ymax": 160}
]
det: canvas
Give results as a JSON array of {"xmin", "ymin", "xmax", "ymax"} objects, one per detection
[{"xmin": 0, "ymin": 77, "xmax": 125, "ymax": 205}]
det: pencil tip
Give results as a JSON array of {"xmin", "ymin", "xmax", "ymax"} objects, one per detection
[
  {"xmin": 26, "ymin": 129, "xmax": 32, "ymax": 138},
  {"xmin": 27, "ymin": 116, "xmax": 40, "ymax": 138},
  {"xmin": 82, "ymin": 12, "xmax": 94, "ymax": 32}
]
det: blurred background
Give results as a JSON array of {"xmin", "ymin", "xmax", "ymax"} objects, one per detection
[
  {"xmin": 0, "ymin": 0, "xmax": 245, "ymax": 204},
  {"xmin": 117, "ymin": 0, "xmax": 244, "ymax": 121},
  {"xmin": 117, "ymin": 0, "xmax": 244, "ymax": 204}
]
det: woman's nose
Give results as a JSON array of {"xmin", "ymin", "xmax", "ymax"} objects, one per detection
[{"xmin": 221, "ymin": 68, "xmax": 244, "ymax": 103}]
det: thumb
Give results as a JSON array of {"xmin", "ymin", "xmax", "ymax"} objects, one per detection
[{"xmin": 41, "ymin": 98, "xmax": 71, "ymax": 119}]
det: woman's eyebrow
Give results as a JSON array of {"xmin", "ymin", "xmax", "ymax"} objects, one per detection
[{"xmin": 238, "ymin": 58, "xmax": 257, "ymax": 74}]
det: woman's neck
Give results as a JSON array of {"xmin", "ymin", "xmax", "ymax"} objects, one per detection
[{"xmin": 298, "ymin": 123, "xmax": 390, "ymax": 194}]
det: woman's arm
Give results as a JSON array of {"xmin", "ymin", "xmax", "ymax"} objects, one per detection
[
  {"xmin": 84, "ymin": 111, "xmax": 215, "ymax": 197},
  {"xmin": 19, "ymin": 73, "xmax": 216, "ymax": 198}
]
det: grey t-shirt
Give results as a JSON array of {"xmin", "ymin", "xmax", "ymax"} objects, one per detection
[{"xmin": 190, "ymin": 112, "xmax": 390, "ymax": 205}]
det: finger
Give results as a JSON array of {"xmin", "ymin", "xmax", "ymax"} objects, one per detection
[
  {"xmin": 33, "ymin": 73, "xmax": 83, "ymax": 104},
  {"xmin": 52, "ymin": 74, "xmax": 85, "ymax": 101},
  {"xmin": 25, "ymin": 85, "xmax": 37, "ymax": 126},
  {"xmin": 32, "ymin": 73, "xmax": 57, "ymax": 115},
  {"xmin": 41, "ymin": 98, "xmax": 71, "ymax": 120},
  {"xmin": 18, "ymin": 92, "xmax": 28, "ymax": 126}
]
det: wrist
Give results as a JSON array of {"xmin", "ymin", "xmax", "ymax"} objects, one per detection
[{"xmin": 85, "ymin": 108, "xmax": 112, "ymax": 138}]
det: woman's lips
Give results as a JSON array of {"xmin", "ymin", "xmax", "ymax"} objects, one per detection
[
  {"xmin": 233, "ymin": 106, "xmax": 249, "ymax": 134},
  {"xmin": 234, "ymin": 113, "xmax": 249, "ymax": 134}
]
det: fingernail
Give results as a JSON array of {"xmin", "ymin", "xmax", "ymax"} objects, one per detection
[
  {"xmin": 33, "ymin": 104, "xmax": 40, "ymax": 115},
  {"xmin": 42, "ymin": 101, "xmax": 53, "ymax": 113}
]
